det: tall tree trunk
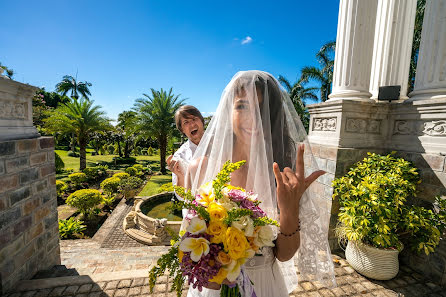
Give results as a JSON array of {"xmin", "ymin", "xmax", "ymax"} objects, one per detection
[
  {"xmin": 117, "ymin": 141, "xmax": 123, "ymax": 157},
  {"xmin": 79, "ymin": 138, "xmax": 87, "ymax": 170},
  {"xmin": 159, "ymin": 134, "xmax": 167, "ymax": 174}
]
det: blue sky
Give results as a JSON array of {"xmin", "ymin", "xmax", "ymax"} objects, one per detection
[{"xmin": 0, "ymin": 0, "xmax": 339, "ymax": 121}]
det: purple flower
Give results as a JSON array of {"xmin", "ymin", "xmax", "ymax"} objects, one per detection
[
  {"xmin": 240, "ymin": 199, "xmax": 266, "ymax": 218},
  {"xmin": 180, "ymin": 244, "xmax": 222, "ymax": 291},
  {"xmin": 228, "ymin": 189, "xmax": 247, "ymax": 202}
]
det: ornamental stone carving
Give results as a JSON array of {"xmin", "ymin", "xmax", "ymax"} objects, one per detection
[
  {"xmin": 313, "ymin": 117, "xmax": 337, "ymax": 132},
  {"xmin": 393, "ymin": 120, "xmax": 446, "ymax": 136},
  {"xmin": 423, "ymin": 121, "xmax": 446, "ymax": 136},
  {"xmin": 0, "ymin": 101, "xmax": 26, "ymax": 119},
  {"xmin": 345, "ymin": 118, "xmax": 381, "ymax": 134}
]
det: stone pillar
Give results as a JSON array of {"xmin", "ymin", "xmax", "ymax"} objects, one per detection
[
  {"xmin": 0, "ymin": 78, "xmax": 60, "ymax": 293},
  {"xmin": 369, "ymin": 0, "xmax": 417, "ymax": 100},
  {"xmin": 328, "ymin": 0, "xmax": 378, "ymax": 101},
  {"xmin": 409, "ymin": 0, "xmax": 446, "ymax": 101}
]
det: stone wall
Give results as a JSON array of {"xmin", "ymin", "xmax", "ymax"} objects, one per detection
[
  {"xmin": 308, "ymin": 98, "xmax": 446, "ymax": 286},
  {"xmin": 0, "ymin": 137, "xmax": 60, "ymax": 293}
]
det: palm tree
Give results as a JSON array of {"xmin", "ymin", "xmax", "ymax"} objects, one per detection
[
  {"xmin": 55, "ymin": 75, "xmax": 92, "ymax": 100},
  {"xmin": 301, "ymin": 41, "xmax": 336, "ymax": 102},
  {"xmin": 55, "ymin": 75, "xmax": 93, "ymax": 153},
  {"xmin": 44, "ymin": 98, "xmax": 110, "ymax": 170},
  {"xmin": 278, "ymin": 75, "xmax": 318, "ymax": 131},
  {"xmin": 134, "ymin": 88, "xmax": 185, "ymax": 174},
  {"xmin": 408, "ymin": 0, "xmax": 426, "ymax": 93},
  {"xmin": 0, "ymin": 62, "xmax": 14, "ymax": 79}
]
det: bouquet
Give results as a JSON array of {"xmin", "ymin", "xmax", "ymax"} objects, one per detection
[{"xmin": 149, "ymin": 160, "xmax": 279, "ymax": 297}]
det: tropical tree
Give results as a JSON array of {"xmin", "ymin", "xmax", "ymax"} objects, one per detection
[
  {"xmin": 0, "ymin": 62, "xmax": 14, "ymax": 79},
  {"xmin": 301, "ymin": 41, "xmax": 336, "ymax": 102},
  {"xmin": 44, "ymin": 98, "xmax": 110, "ymax": 170},
  {"xmin": 278, "ymin": 75, "xmax": 318, "ymax": 131},
  {"xmin": 134, "ymin": 88, "xmax": 184, "ymax": 174},
  {"xmin": 117, "ymin": 110, "xmax": 139, "ymax": 158},
  {"xmin": 55, "ymin": 75, "xmax": 92, "ymax": 100},
  {"xmin": 408, "ymin": 0, "xmax": 426, "ymax": 93},
  {"xmin": 55, "ymin": 75, "xmax": 93, "ymax": 153}
]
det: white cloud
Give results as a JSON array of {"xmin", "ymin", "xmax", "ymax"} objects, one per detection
[
  {"xmin": 241, "ymin": 36, "xmax": 253, "ymax": 45},
  {"xmin": 201, "ymin": 111, "xmax": 215, "ymax": 117}
]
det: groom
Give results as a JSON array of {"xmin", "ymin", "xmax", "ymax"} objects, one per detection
[{"xmin": 167, "ymin": 105, "xmax": 205, "ymax": 214}]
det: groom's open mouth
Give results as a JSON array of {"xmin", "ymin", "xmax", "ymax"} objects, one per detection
[{"xmin": 190, "ymin": 128, "xmax": 198, "ymax": 136}]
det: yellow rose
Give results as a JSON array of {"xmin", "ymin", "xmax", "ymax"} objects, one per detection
[
  {"xmin": 224, "ymin": 227, "xmax": 250, "ymax": 260},
  {"xmin": 216, "ymin": 251, "xmax": 232, "ymax": 265},
  {"xmin": 207, "ymin": 221, "xmax": 227, "ymax": 244},
  {"xmin": 209, "ymin": 268, "xmax": 228, "ymax": 284},
  {"xmin": 208, "ymin": 202, "xmax": 227, "ymax": 221}
]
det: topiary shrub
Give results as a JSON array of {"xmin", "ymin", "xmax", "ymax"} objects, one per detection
[
  {"xmin": 107, "ymin": 144, "xmax": 115, "ymax": 154},
  {"xmin": 100, "ymin": 177, "xmax": 121, "ymax": 197},
  {"xmin": 66, "ymin": 189, "xmax": 103, "ymax": 219},
  {"xmin": 157, "ymin": 182, "xmax": 174, "ymax": 193},
  {"xmin": 58, "ymin": 217, "xmax": 86, "ymax": 239},
  {"xmin": 56, "ymin": 180, "xmax": 68, "ymax": 198},
  {"xmin": 113, "ymin": 157, "xmax": 136, "ymax": 165},
  {"xmin": 100, "ymin": 145, "xmax": 106, "ymax": 155},
  {"xmin": 113, "ymin": 172, "xmax": 130, "ymax": 180},
  {"xmin": 69, "ymin": 172, "xmax": 87, "ymax": 188},
  {"xmin": 333, "ymin": 152, "xmax": 446, "ymax": 255},
  {"xmin": 118, "ymin": 176, "xmax": 143, "ymax": 199},
  {"xmin": 67, "ymin": 151, "xmax": 79, "ymax": 157},
  {"xmin": 125, "ymin": 166, "xmax": 138, "ymax": 176},
  {"xmin": 148, "ymin": 147, "xmax": 154, "ymax": 156},
  {"xmin": 55, "ymin": 152, "xmax": 65, "ymax": 173},
  {"xmin": 141, "ymin": 149, "xmax": 148, "ymax": 156},
  {"xmin": 133, "ymin": 164, "xmax": 143, "ymax": 171}
]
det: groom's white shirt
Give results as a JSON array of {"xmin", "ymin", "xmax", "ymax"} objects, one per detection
[{"xmin": 172, "ymin": 140, "xmax": 197, "ymax": 205}]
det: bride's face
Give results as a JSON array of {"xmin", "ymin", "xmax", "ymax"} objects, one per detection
[{"xmin": 232, "ymin": 86, "xmax": 263, "ymax": 148}]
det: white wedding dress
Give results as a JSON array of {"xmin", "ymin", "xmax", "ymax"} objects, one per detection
[{"xmin": 184, "ymin": 71, "xmax": 336, "ymax": 297}]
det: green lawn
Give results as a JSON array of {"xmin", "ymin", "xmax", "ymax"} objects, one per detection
[
  {"xmin": 139, "ymin": 174, "xmax": 172, "ymax": 197},
  {"xmin": 56, "ymin": 148, "xmax": 172, "ymax": 194}
]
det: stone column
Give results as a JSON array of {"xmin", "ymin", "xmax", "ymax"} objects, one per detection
[
  {"xmin": 409, "ymin": 0, "xmax": 446, "ymax": 101},
  {"xmin": 328, "ymin": 0, "xmax": 378, "ymax": 101},
  {"xmin": 369, "ymin": 0, "xmax": 417, "ymax": 100}
]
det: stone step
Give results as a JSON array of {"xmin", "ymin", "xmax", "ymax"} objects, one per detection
[
  {"xmin": 13, "ymin": 269, "xmax": 151, "ymax": 292},
  {"xmin": 32, "ymin": 265, "xmax": 79, "ymax": 279}
]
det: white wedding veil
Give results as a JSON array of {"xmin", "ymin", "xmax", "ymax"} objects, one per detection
[{"xmin": 186, "ymin": 70, "xmax": 336, "ymax": 290}]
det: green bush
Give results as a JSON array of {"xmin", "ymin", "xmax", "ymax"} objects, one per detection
[
  {"xmin": 67, "ymin": 151, "xmax": 78, "ymax": 157},
  {"xmin": 99, "ymin": 145, "xmax": 106, "ymax": 155},
  {"xmin": 102, "ymin": 195, "xmax": 115, "ymax": 207},
  {"xmin": 56, "ymin": 180, "xmax": 68, "ymax": 197},
  {"xmin": 141, "ymin": 149, "xmax": 148, "ymax": 156},
  {"xmin": 66, "ymin": 189, "xmax": 102, "ymax": 218},
  {"xmin": 58, "ymin": 217, "xmax": 86, "ymax": 239},
  {"xmin": 113, "ymin": 172, "xmax": 130, "ymax": 179},
  {"xmin": 69, "ymin": 172, "xmax": 87, "ymax": 188},
  {"xmin": 107, "ymin": 144, "xmax": 115, "ymax": 154},
  {"xmin": 125, "ymin": 166, "xmax": 138, "ymax": 176},
  {"xmin": 100, "ymin": 177, "xmax": 121, "ymax": 197},
  {"xmin": 133, "ymin": 164, "xmax": 143, "ymax": 171},
  {"xmin": 82, "ymin": 166, "xmax": 107, "ymax": 181},
  {"xmin": 113, "ymin": 157, "xmax": 136, "ymax": 165},
  {"xmin": 333, "ymin": 152, "xmax": 446, "ymax": 255},
  {"xmin": 148, "ymin": 147, "xmax": 154, "ymax": 156},
  {"xmin": 157, "ymin": 182, "xmax": 174, "ymax": 193},
  {"xmin": 134, "ymin": 146, "xmax": 142, "ymax": 155},
  {"xmin": 55, "ymin": 152, "xmax": 65, "ymax": 173},
  {"xmin": 118, "ymin": 176, "xmax": 143, "ymax": 199}
]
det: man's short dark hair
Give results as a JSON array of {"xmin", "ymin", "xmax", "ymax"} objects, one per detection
[{"xmin": 175, "ymin": 105, "xmax": 204, "ymax": 133}]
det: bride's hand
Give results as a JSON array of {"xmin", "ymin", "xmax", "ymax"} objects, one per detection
[
  {"xmin": 272, "ymin": 143, "xmax": 325, "ymax": 221},
  {"xmin": 203, "ymin": 279, "xmax": 236, "ymax": 290}
]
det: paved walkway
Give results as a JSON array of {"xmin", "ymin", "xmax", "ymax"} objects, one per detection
[{"xmin": 6, "ymin": 199, "xmax": 446, "ymax": 297}]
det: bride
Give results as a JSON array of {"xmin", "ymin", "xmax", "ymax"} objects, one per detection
[{"xmin": 182, "ymin": 71, "xmax": 335, "ymax": 296}]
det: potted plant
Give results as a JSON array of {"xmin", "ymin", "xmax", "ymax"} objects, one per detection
[{"xmin": 332, "ymin": 152, "xmax": 446, "ymax": 280}]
